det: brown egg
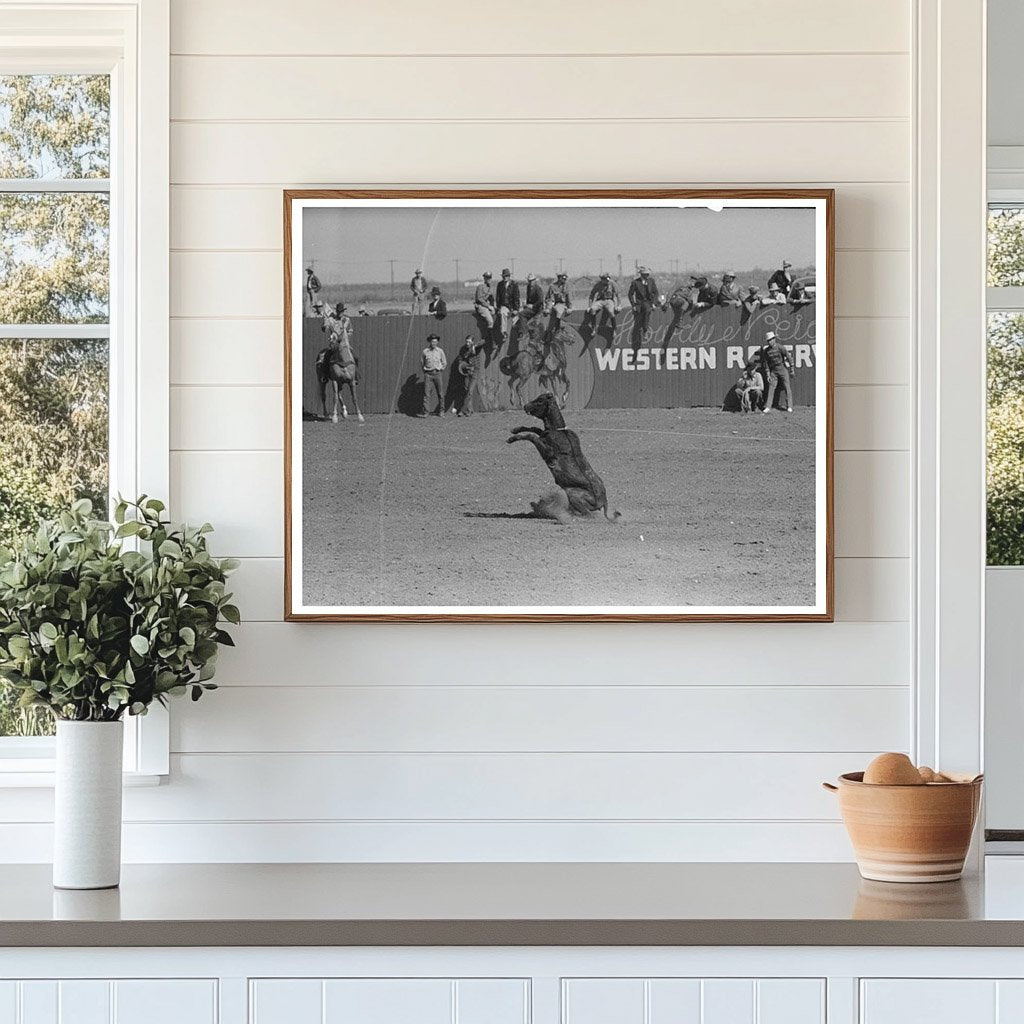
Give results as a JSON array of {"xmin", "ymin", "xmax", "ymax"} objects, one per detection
[{"xmin": 863, "ymin": 752, "xmax": 926, "ymax": 786}]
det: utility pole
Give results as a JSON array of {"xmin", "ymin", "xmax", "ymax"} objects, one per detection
[
  {"xmin": 388, "ymin": 259, "xmax": 396, "ymax": 299},
  {"xmin": 454, "ymin": 258, "xmax": 460, "ymax": 288},
  {"xmin": 617, "ymin": 253, "xmax": 623, "ymax": 282},
  {"xmin": 558, "ymin": 257, "xmax": 564, "ymax": 275},
  {"xmin": 510, "ymin": 257, "xmax": 516, "ymax": 276}
]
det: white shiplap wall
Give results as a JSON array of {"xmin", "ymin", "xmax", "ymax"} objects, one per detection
[{"xmin": 1, "ymin": 0, "xmax": 915, "ymax": 862}]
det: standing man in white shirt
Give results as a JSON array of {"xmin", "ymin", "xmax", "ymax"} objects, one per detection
[{"xmin": 420, "ymin": 333, "xmax": 448, "ymax": 417}]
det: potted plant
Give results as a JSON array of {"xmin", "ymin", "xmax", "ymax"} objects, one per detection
[{"xmin": 0, "ymin": 497, "xmax": 239, "ymax": 889}]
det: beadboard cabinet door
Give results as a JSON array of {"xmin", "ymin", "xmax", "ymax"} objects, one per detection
[
  {"xmin": 561, "ymin": 978, "xmax": 825, "ymax": 1024},
  {"xmin": 860, "ymin": 980, "xmax": 1024, "ymax": 1024},
  {"xmin": 0, "ymin": 980, "xmax": 217, "ymax": 1024},
  {"xmin": 249, "ymin": 978, "xmax": 529, "ymax": 1024}
]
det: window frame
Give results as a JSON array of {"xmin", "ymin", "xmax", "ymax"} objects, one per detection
[
  {"xmin": 0, "ymin": 0, "xmax": 169, "ymax": 782},
  {"xmin": 913, "ymin": 0, "xmax": 986, "ymax": 824},
  {"xmin": 985, "ymin": 196, "xmax": 1024, "ymax": 583},
  {"xmin": 983, "ymin": 194, "xmax": 1024, "ymax": 839}
]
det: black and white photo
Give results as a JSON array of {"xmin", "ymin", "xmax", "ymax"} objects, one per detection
[{"xmin": 285, "ymin": 191, "xmax": 833, "ymax": 621}]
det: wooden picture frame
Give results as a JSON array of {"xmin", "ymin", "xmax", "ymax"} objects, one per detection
[{"xmin": 284, "ymin": 189, "xmax": 834, "ymax": 622}]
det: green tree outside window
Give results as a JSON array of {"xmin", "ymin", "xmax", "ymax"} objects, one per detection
[{"xmin": 0, "ymin": 75, "xmax": 110, "ymax": 736}]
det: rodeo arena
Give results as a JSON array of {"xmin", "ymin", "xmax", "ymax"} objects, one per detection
[{"xmin": 300, "ymin": 251, "xmax": 818, "ymax": 610}]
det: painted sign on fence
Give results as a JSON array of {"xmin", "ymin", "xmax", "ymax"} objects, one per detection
[{"xmin": 301, "ymin": 301, "xmax": 817, "ymax": 417}]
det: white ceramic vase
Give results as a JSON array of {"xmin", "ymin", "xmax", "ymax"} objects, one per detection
[{"xmin": 53, "ymin": 720, "xmax": 124, "ymax": 890}]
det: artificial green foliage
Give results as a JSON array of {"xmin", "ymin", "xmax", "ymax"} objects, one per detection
[{"xmin": 0, "ymin": 497, "xmax": 239, "ymax": 722}]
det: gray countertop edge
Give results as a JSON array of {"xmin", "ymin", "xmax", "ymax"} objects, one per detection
[{"xmin": 3, "ymin": 919, "xmax": 1024, "ymax": 948}]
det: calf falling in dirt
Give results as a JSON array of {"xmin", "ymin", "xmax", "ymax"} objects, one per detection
[{"xmin": 506, "ymin": 392, "xmax": 621, "ymax": 524}]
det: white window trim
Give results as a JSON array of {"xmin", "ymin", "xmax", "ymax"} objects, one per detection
[
  {"xmin": 914, "ymin": 0, "xmax": 987, "ymax": 815},
  {"xmin": 0, "ymin": 0, "xmax": 169, "ymax": 783},
  {"xmin": 984, "ymin": 184, "xmax": 1024, "ymax": 840}
]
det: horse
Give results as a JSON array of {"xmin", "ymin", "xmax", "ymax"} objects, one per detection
[
  {"xmin": 506, "ymin": 391, "xmax": 620, "ymax": 523},
  {"xmin": 500, "ymin": 315, "xmax": 572, "ymax": 408},
  {"xmin": 315, "ymin": 334, "xmax": 364, "ymax": 424}
]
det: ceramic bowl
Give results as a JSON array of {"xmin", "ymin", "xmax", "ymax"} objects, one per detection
[{"xmin": 823, "ymin": 772, "xmax": 983, "ymax": 883}]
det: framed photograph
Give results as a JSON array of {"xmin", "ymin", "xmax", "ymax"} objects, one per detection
[{"xmin": 284, "ymin": 189, "xmax": 833, "ymax": 622}]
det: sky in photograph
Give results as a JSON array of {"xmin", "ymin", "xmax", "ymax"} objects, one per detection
[{"xmin": 302, "ymin": 205, "xmax": 816, "ymax": 284}]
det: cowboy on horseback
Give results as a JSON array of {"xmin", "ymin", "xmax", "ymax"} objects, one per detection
[
  {"xmin": 316, "ymin": 302, "xmax": 364, "ymax": 423},
  {"xmin": 501, "ymin": 304, "xmax": 574, "ymax": 409},
  {"xmin": 322, "ymin": 300, "xmax": 352, "ymax": 346}
]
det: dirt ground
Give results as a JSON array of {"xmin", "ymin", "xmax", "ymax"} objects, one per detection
[{"xmin": 301, "ymin": 407, "xmax": 817, "ymax": 609}]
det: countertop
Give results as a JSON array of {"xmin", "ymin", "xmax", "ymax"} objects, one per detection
[{"xmin": 5, "ymin": 861, "xmax": 1024, "ymax": 947}]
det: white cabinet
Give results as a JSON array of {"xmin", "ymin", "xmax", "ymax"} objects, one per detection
[
  {"xmin": 861, "ymin": 980, "xmax": 1024, "ymax": 1024},
  {"xmin": 9, "ymin": 950, "xmax": 1024, "ymax": 1024},
  {"xmin": 249, "ymin": 978, "xmax": 529, "ymax": 1024},
  {"xmin": 0, "ymin": 980, "xmax": 217, "ymax": 1024},
  {"xmin": 562, "ymin": 978, "xmax": 825, "ymax": 1024},
  {"xmin": 253, "ymin": 976, "xmax": 823, "ymax": 1024}
]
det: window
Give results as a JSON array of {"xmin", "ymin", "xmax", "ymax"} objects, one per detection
[
  {"xmin": 0, "ymin": 74, "xmax": 111, "ymax": 738},
  {"xmin": 987, "ymin": 206, "xmax": 1024, "ymax": 565},
  {"xmin": 0, "ymin": 3, "xmax": 169, "ymax": 778}
]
